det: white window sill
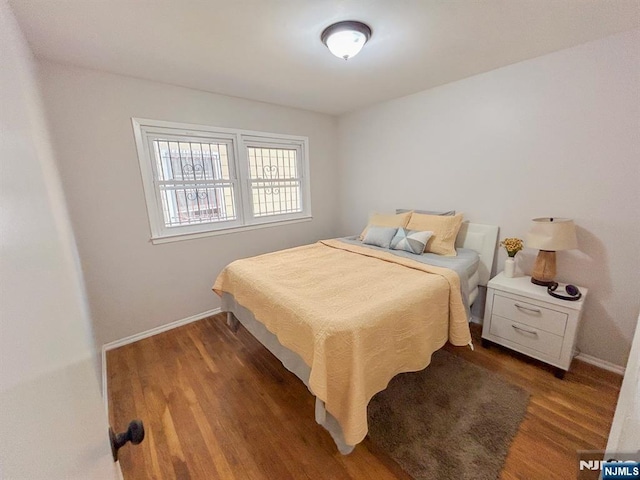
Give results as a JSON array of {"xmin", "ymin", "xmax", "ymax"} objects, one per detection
[{"xmin": 150, "ymin": 216, "xmax": 313, "ymax": 244}]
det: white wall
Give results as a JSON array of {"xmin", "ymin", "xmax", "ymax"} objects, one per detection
[
  {"xmin": 338, "ymin": 29, "xmax": 640, "ymax": 367},
  {"xmin": 37, "ymin": 62, "xmax": 340, "ymax": 347},
  {"xmin": 0, "ymin": 1, "xmax": 117, "ymax": 477}
]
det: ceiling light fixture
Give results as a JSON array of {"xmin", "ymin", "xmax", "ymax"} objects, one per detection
[{"xmin": 321, "ymin": 20, "xmax": 372, "ymax": 60}]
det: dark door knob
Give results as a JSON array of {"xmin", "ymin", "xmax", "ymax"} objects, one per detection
[{"xmin": 109, "ymin": 419, "xmax": 145, "ymax": 461}]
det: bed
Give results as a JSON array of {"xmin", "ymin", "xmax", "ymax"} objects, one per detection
[{"xmin": 212, "ymin": 221, "xmax": 499, "ymax": 454}]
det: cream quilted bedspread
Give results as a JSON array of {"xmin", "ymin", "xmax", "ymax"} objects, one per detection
[{"xmin": 212, "ymin": 239, "xmax": 471, "ymax": 445}]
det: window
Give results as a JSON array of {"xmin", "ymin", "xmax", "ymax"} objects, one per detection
[{"xmin": 132, "ymin": 119, "xmax": 311, "ymax": 243}]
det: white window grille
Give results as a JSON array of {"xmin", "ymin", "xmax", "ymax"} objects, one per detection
[
  {"xmin": 152, "ymin": 138, "xmax": 237, "ymax": 227},
  {"xmin": 132, "ymin": 119, "xmax": 311, "ymax": 243},
  {"xmin": 245, "ymin": 141, "xmax": 303, "ymax": 217}
]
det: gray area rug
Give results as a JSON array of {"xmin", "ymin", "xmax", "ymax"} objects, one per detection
[{"xmin": 368, "ymin": 349, "xmax": 529, "ymax": 480}]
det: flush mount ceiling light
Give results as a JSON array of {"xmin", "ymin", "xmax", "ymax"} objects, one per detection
[{"xmin": 321, "ymin": 20, "xmax": 372, "ymax": 60}]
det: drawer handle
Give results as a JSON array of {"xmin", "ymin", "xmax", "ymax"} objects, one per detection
[
  {"xmin": 514, "ymin": 303, "xmax": 541, "ymax": 314},
  {"xmin": 512, "ymin": 324, "xmax": 538, "ymax": 335}
]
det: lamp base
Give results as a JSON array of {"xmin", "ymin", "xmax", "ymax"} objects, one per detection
[
  {"xmin": 531, "ymin": 277, "xmax": 555, "ymax": 287},
  {"xmin": 531, "ymin": 250, "xmax": 556, "ymax": 286}
]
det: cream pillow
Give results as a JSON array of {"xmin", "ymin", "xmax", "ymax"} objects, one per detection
[
  {"xmin": 359, "ymin": 211, "xmax": 413, "ymax": 240},
  {"xmin": 406, "ymin": 212, "xmax": 464, "ymax": 256}
]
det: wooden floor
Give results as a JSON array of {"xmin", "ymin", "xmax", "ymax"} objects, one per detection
[{"xmin": 108, "ymin": 314, "xmax": 622, "ymax": 480}]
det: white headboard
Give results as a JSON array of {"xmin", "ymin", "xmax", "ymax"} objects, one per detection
[{"xmin": 455, "ymin": 222, "xmax": 499, "ymax": 287}]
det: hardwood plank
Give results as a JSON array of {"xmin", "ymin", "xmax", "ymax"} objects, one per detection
[{"xmin": 107, "ymin": 316, "xmax": 622, "ymax": 480}]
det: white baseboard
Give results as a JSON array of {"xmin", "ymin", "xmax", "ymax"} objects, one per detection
[
  {"xmin": 101, "ymin": 307, "xmax": 221, "ymax": 413},
  {"xmin": 103, "ymin": 307, "xmax": 222, "ymax": 352},
  {"xmin": 575, "ymin": 352, "xmax": 626, "ymax": 376}
]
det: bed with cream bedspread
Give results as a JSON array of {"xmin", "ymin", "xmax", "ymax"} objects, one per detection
[{"xmin": 213, "ymin": 238, "xmax": 471, "ymax": 446}]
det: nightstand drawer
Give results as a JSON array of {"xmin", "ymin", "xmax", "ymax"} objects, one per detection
[
  {"xmin": 492, "ymin": 293, "xmax": 567, "ymax": 336},
  {"xmin": 489, "ymin": 314, "xmax": 563, "ymax": 359}
]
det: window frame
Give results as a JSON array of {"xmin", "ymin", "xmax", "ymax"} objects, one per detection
[
  {"xmin": 132, "ymin": 118, "xmax": 312, "ymax": 244},
  {"xmin": 240, "ymin": 136, "xmax": 308, "ymax": 223}
]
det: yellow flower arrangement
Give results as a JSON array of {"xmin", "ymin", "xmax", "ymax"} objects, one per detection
[{"xmin": 500, "ymin": 237, "xmax": 524, "ymax": 258}]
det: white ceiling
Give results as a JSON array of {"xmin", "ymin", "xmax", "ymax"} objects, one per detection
[{"xmin": 10, "ymin": 0, "xmax": 640, "ymax": 115}]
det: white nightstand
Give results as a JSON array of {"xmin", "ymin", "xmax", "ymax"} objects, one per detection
[{"xmin": 482, "ymin": 272, "xmax": 588, "ymax": 378}]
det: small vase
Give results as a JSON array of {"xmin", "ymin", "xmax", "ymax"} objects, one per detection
[{"xmin": 504, "ymin": 257, "xmax": 516, "ymax": 278}]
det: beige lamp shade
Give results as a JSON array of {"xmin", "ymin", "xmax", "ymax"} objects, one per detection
[{"xmin": 526, "ymin": 217, "xmax": 578, "ymax": 251}]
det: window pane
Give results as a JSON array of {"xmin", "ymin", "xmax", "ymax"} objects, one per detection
[
  {"xmin": 250, "ymin": 180, "xmax": 301, "ymax": 217},
  {"xmin": 247, "ymin": 146, "xmax": 301, "ymax": 216},
  {"xmin": 159, "ymin": 184, "xmax": 236, "ymax": 227},
  {"xmin": 154, "ymin": 140, "xmax": 230, "ymax": 181},
  {"xmin": 247, "ymin": 147, "xmax": 298, "ymax": 180}
]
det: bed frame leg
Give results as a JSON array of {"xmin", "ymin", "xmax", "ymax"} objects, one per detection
[{"xmin": 226, "ymin": 312, "xmax": 240, "ymax": 332}]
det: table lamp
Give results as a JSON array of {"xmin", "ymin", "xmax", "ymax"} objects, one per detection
[{"xmin": 526, "ymin": 217, "xmax": 578, "ymax": 286}]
